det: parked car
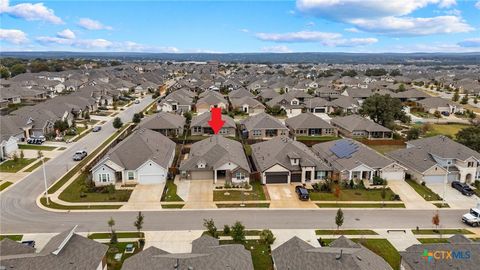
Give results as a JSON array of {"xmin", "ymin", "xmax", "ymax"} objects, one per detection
[
  {"xmin": 462, "ymin": 206, "xmax": 480, "ymax": 227},
  {"xmin": 21, "ymin": 240, "xmax": 35, "ymax": 248},
  {"xmin": 295, "ymin": 185, "xmax": 310, "ymax": 201},
  {"xmin": 73, "ymin": 150, "xmax": 88, "ymax": 161},
  {"xmin": 27, "ymin": 137, "xmax": 44, "ymax": 145},
  {"xmin": 451, "ymin": 181, "xmax": 474, "ymax": 196},
  {"xmin": 441, "ymin": 111, "xmax": 450, "ymax": 116},
  {"xmin": 92, "ymin": 126, "xmax": 102, "ymax": 132}
]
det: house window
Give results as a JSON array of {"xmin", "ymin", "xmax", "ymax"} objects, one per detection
[
  {"xmin": 467, "ymin": 161, "xmax": 475, "ymax": 167},
  {"xmin": 236, "ymin": 172, "xmax": 245, "ymax": 180},
  {"xmin": 99, "ymin": 173, "xmax": 110, "ymax": 182},
  {"xmin": 193, "ymin": 126, "xmax": 202, "ymax": 133},
  {"xmin": 253, "ymin": 130, "xmax": 262, "ymax": 136},
  {"xmin": 128, "ymin": 171, "xmax": 134, "ymax": 180},
  {"xmin": 219, "ymin": 128, "xmax": 228, "ymax": 135},
  {"xmin": 316, "ymin": 171, "xmax": 326, "ymax": 179}
]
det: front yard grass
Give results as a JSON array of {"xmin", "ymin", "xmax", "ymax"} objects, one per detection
[
  {"xmin": 40, "ymin": 197, "xmax": 122, "ymax": 210},
  {"xmin": 88, "ymin": 232, "xmax": 144, "ymax": 239},
  {"xmin": 0, "ymin": 235, "xmax": 23, "ymax": 241},
  {"xmin": 213, "ymin": 181, "xmax": 266, "ymax": 201},
  {"xmin": 18, "ymin": 144, "xmax": 56, "ymax": 151},
  {"xmin": 59, "ymin": 173, "xmax": 132, "ymax": 202},
  {"xmin": 216, "ymin": 203, "xmax": 270, "ymax": 208},
  {"xmin": 0, "ymin": 181, "xmax": 13, "ymax": 191},
  {"xmin": 417, "ymin": 238, "xmax": 449, "ymax": 244},
  {"xmin": 315, "ymin": 229, "xmax": 378, "ymax": 235},
  {"xmin": 24, "ymin": 158, "xmax": 50, "ymax": 172},
  {"xmin": 433, "ymin": 202, "xmax": 450, "ymax": 208},
  {"xmin": 405, "ymin": 180, "xmax": 442, "ymax": 201},
  {"xmin": 106, "ymin": 242, "xmax": 141, "ymax": 270},
  {"xmin": 0, "ymin": 158, "xmax": 36, "ymax": 173},
  {"xmin": 220, "ymin": 240, "xmax": 273, "ymax": 270},
  {"xmin": 161, "ymin": 180, "xmax": 183, "ymax": 202},
  {"xmin": 308, "ymin": 188, "xmax": 398, "ymax": 201},
  {"xmin": 412, "ymin": 229, "xmax": 473, "ymax": 235},
  {"xmin": 316, "ymin": 203, "xmax": 405, "ymax": 208},
  {"xmin": 161, "ymin": 204, "xmax": 184, "ymax": 209}
]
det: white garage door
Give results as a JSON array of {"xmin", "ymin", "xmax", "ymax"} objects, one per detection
[
  {"xmin": 381, "ymin": 171, "xmax": 405, "ymax": 181},
  {"xmin": 423, "ymin": 175, "xmax": 445, "ymax": 184},
  {"xmin": 138, "ymin": 174, "xmax": 164, "ymax": 184}
]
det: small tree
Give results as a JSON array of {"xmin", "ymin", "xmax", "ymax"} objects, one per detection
[
  {"xmin": 110, "ymin": 230, "xmax": 118, "ymax": 244},
  {"xmin": 19, "ymin": 150, "xmax": 24, "ymax": 160},
  {"xmin": 12, "ymin": 152, "xmax": 19, "ymax": 163},
  {"xmin": 231, "ymin": 221, "xmax": 246, "ymax": 243},
  {"xmin": 260, "ymin": 229, "xmax": 275, "ymax": 245},
  {"xmin": 474, "ymin": 96, "xmax": 478, "ymax": 104},
  {"xmin": 460, "ymin": 94, "xmax": 469, "ymax": 105},
  {"xmin": 203, "ymin": 218, "xmax": 218, "ymax": 238},
  {"xmin": 335, "ymin": 208, "xmax": 344, "ymax": 231},
  {"xmin": 112, "ymin": 117, "xmax": 123, "ymax": 129},
  {"xmin": 381, "ymin": 185, "xmax": 387, "ymax": 207},
  {"xmin": 223, "ymin": 224, "xmax": 231, "ymax": 235},
  {"xmin": 132, "ymin": 113, "xmax": 141, "ymax": 124},
  {"xmin": 134, "ymin": 211, "xmax": 144, "ymax": 236},
  {"xmin": 84, "ymin": 111, "xmax": 90, "ymax": 120},
  {"xmin": 183, "ymin": 111, "xmax": 192, "ymax": 124},
  {"xmin": 406, "ymin": 127, "xmax": 421, "ymax": 140},
  {"xmin": 432, "ymin": 212, "xmax": 440, "ymax": 233},
  {"xmin": 108, "ymin": 217, "xmax": 115, "ymax": 233},
  {"xmin": 452, "ymin": 90, "xmax": 460, "ymax": 102},
  {"xmin": 334, "ymin": 185, "xmax": 341, "ymax": 204}
]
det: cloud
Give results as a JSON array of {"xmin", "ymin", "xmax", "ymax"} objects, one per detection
[
  {"xmin": 0, "ymin": 0, "xmax": 63, "ymax": 24},
  {"xmin": 261, "ymin": 45, "xmax": 292, "ymax": 53},
  {"xmin": 344, "ymin": 27, "xmax": 361, "ymax": 33},
  {"xmin": 256, "ymin": 31, "xmax": 341, "ymax": 42},
  {"xmin": 350, "ymin": 16, "xmax": 473, "ymax": 36},
  {"xmin": 56, "ymin": 29, "xmax": 75, "ymax": 39},
  {"xmin": 78, "ymin": 18, "xmax": 112, "ymax": 30},
  {"xmin": 476, "ymin": 1, "xmax": 480, "ymax": 9},
  {"xmin": 323, "ymin": 37, "xmax": 378, "ymax": 47},
  {"xmin": 306, "ymin": 21, "xmax": 315, "ymax": 27},
  {"xmin": 457, "ymin": 38, "xmax": 480, "ymax": 47},
  {"xmin": 240, "ymin": 28, "xmax": 249, "ymax": 33},
  {"xmin": 0, "ymin": 28, "xmax": 28, "ymax": 44}
]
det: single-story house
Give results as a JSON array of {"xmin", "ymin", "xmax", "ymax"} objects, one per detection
[
  {"xmin": 0, "ymin": 226, "xmax": 108, "ymax": 270},
  {"xmin": 138, "ymin": 112, "xmax": 185, "ymax": 137},
  {"xmin": 157, "ymin": 91, "xmax": 193, "ymax": 113},
  {"xmin": 122, "ymin": 235, "xmax": 254, "ymax": 270},
  {"xmin": 91, "ymin": 129, "xmax": 176, "ymax": 186},
  {"xmin": 330, "ymin": 114, "xmax": 393, "ymax": 140},
  {"xmin": 416, "ymin": 97, "xmax": 464, "ymax": 114},
  {"xmin": 312, "ymin": 139, "xmax": 406, "ymax": 182},
  {"xmin": 196, "ymin": 92, "xmax": 228, "ymax": 114},
  {"xmin": 230, "ymin": 96, "xmax": 266, "ymax": 115},
  {"xmin": 305, "ymin": 97, "xmax": 331, "ymax": 113},
  {"xmin": 240, "ymin": 112, "xmax": 288, "ymax": 140},
  {"xmin": 228, "ymin": 88, "xmax": 254, "ymax": 99},
  {"xmin": 190, "ymin": 112, "xmax": 236, "ymax": 136},
  {"xmin": 179, "ymin": 135, "xmax": 250, "ymax": 183},
  {"xmin": 273, "ymin": 236, "xmax": 393, "ymax": 270},
  {"xmin": 327, "ymin": 96, "xmax": 360, "ymax": 114},
  {"xmin": 0, "ymin": 136, "xmax": 18, "ymax": 161},
  {"xmin": 285, "ymin": 113, "xmax": 337, "ymax": 137},
  {"xmin": 251, "ymin": 136, "xmax": 331, "ymax": 184},
  {"xmin": 266, "ymin": 93, "xmax": 304, "ymax": 117}
]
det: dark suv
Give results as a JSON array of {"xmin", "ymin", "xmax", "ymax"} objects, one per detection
[
  {"xmin": 451, "ymin": 181, "xmax": 474, "ymax": 196},
  {"xmin": 295, "ymin": 185, "xmax": 310, "ymax": 201}
]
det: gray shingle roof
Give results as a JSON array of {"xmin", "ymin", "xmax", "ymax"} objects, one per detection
[
  {"xmin": 191, "ymin": 112, "xmax": 236, "ymax": 128},
  {"xmin": 285, "ymin": 113, "xmax": 334, "ymax": 130},
  {"xmin": 407, "ymin": 135, "xmax": 480, "ymax": 161},
  {"xmin": 241, "ymin": 112, "xmax": 287, "ymax": 130},
  {"xmin": 331, "ymin": 115, "xmax": 391, "ymax": 133},
  {"xmin": 252, "ymin": 136, "xmax": 331, "ymax": 172},
  {"xmin": 386, "ymin": 147, "xmax": 443, "ymax": 174},
  {"xmin": 0, "ymin": 239, "xmax": 35, "ymax": 256},
  {"xmin": 230, "ymin": 96, "xmax": 265, "ymax": 109},
  {"xmin": 139, "ymin": 112, "xmax": 185, "ymax": 130}
]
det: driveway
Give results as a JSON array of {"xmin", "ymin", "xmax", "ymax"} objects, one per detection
[
  {"xmin": 121, "ymin": 184, "xmax": 164, "ymax": 210},
  {"xmin": 183, "ymin": 180, "xmax": 215, "ymax": 209},
  {"xmin": 267, "ymin": 184, "xmax": 316, "ymax": 209},
  {"xmin": 427, "ymin": 183, "xmax": 479, "ymax": 209},
  {"xmin": 144, "ymin": 230, "xmax": 203, "ymax": 253},
  {"xmin": 388, "ymin": 181, "xmax": 436, "ymax": 209}
]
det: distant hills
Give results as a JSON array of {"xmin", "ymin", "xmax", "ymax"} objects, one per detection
[{"xmin": 1, "ymin": 51, "xmax": 479, "ymax": 65}]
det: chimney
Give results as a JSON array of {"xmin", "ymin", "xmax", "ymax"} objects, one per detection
[{"xmin": 336, "ymin": 249, "xmax": 343, "ymax": 260}]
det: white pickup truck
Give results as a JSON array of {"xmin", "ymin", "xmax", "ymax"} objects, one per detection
[{"xmin": 462, "ymin": 206, "xmax": 480, "ymax": 227}]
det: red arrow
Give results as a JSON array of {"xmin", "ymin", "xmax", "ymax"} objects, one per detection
[{"xmin": 208, "ymin": 107, "xmax": 225, "ymax": 134}]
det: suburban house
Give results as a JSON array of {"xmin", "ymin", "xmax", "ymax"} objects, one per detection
[
  {"xmin": 138, "ymin": 112, "xmax": 185, "ymax": 137},
  {"xmin": 272, "ymin": 236, "xmax": 393, "ymax": 270},
  {"xmin": 330, "ymin": 114, "xmax": 393, "ymax": 140},
  {"xmin": 285, "ymin": 113, "xmax": 337, "ymax": 137},
  {"xmin": 196, "ymin": 92, "xmax": 228, "ymax": 114},
  {"xmin": 305, "ymin": 97, "xmax": 331, "ymax": 113},
  {"xmin": 228, "ymin": 88, "xmax": 254, "ymax": 99},
  {"xmin": 0, "ymin": 226, "xmax": 108, "ymax": 270},
  {"xmin": 257, "ymin": 88, "xmax": 280, "ymax": 102},
  {"xmin": 122, "ymin": 235, "xmax": 254, "ymax": 270},
  {"xmin": 190, "ymin": 112, "xmax": 236, "ymax": 136},
  {"xmin": 387, "ymin": 135, "xmax": 480, "ymax": 184},
  {"xmin": 312, "ymin": 139, "xmax": 406, "ymax": 182},
  {"xmin": 240, "ymin": 112, "xmax": 288, "ymax": 140},
  {"xmin": 416, "ymin": 97, "xmax": 464, "ymax": 114},
  {"xmin": 251, "ymin": 136, "xmax": 331, "ymax": 184},
  {"xmin": 91, "ymin": 129, "xmax": 176, "ymax": 186},
  {"xmin": 266, "ymin": 93, "xmax": 304, "ymax": 117},
  {"xmin": 179, "ymin": 135, "xmax": 250, "ymax": 183},
  {"xmin": 157, "ymin": 91, "xmax": 193, "ymax": 113},
  {"xmin": 230, "ymin": 96, "xmax": 266, "ymax": 115},
  {"xmin": 327, "ymin": 96, "xmax": 360, "ymax": 114},
  {"xmin": 401, "ymin": 235, "xmax": 479, "ymax": 270},
  {"xmin": 0, "ymin": 135, "xmax": 18, "ymax": 161}
]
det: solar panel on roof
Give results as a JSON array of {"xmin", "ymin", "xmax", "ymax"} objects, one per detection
[{"xmin": 330, "ymin": 140, "xmax": 359, "ymax": 158}]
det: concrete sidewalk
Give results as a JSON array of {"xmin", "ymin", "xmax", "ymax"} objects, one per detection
[{"xmin": 375, "ymin": 229, "xmax": 420, "ymax": 251}]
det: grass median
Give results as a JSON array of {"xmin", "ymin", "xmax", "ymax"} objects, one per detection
[
  {"xmin": 40, "ymin": 197, "xmax": 122, "ymax": 210},
  {"xmin": 18, "ymin": 144, "xmax": 57, "ymax": 151},
  {"xmin": 315, "ymin": 229, "xmax": 378, "ymax": 235},
  {"xmin": 214, "ymin": 182, "xmax": 266, "ymax": 201},
  {"xmin": 24, "ymin": 158, "xmax": 50, "ymax": 172},
  {"xmin": 316, "ymin": 203, "xmax": 405, "ymax": 208}
]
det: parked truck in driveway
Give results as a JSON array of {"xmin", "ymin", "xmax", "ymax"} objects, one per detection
[{"xmin": 462, "ymin": 204, "xmax": 480, "ymax": 227}]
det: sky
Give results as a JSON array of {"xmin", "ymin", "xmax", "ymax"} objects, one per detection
[{"xmin": 1, "ymin": 0, "xmax": 480, "ymax": 53}]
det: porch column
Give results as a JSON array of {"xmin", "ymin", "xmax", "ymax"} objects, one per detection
[
  {"xmin": 370, "ymin": 171, "xmax": 374, "ymax": 180},
  {"xmin": 348, "ymin": 171, "xmax": 352, "ymax": 180},
  {"xmin": 214, "ymin": 169, "xmax": 217, "ymax": 184}
]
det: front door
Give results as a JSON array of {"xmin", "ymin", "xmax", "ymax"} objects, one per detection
[{"xmin": 305, "ymin": 171, "xmax": 311, "ymax": 182}]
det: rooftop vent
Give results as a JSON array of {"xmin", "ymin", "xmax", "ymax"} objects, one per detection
[{"xmin": 336, "ymin": 249, "xmax": 343, "ymax": 260}]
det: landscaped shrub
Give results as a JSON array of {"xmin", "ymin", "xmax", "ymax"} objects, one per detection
[
  {"xmin": 372, "ymin": 176, "xmax": 386, "ymax": 186},
  {"xmin": 223, "ymin": 225, "xmax": 231, "ymax": 235}
]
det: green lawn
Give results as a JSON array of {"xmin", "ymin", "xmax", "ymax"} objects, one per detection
[
  {"xmin": 405, "ymin": 180, "xmax": 442, "ymax": 201},
  {"xmin": 412, "ymin": 229, "xmax": 473, "ymax": 235},
  {"xmin": 220, "ymin": 240, "xmax": 273, "ymax": 270},
  {"xmin": 18, "ymin": 144, "xmax": 56, "ymax": 151},
  {"xmin": 40, "ymin": 197, "xmax": 122, "ymax": 210},
  {"xmin": 296, "ymin": 136, "xmax": 339, "ymax": 142},
  {"xmin": 0, "ymin": 158, "xmax": 36, "ymax": 173},
  {"xmin": 161, "ymin": 204, "xmax": 185, "ymax": 209},
  {"xmin": 214, "ymin": 182, "xmax": 266, "ymax": 201},
  {"xmin": 48, "ymin": 124, "xmax": 129, "ymax": 194},
  {"xmin": 0, "ymin": 235, "xmax": 23, "ymax": 241},
  {"xmin": 243, "ymin": 144, "xmax": 252, "ymax": 156},
  {"xmin": 24, "ymin": 158, "xmax": 50, "ymax": 172},
  {"xmin": 216, "ymin": 203, "xmax": 270, "ymax": 208},
  {"xmin": 88, "ymin": 232, "xmax": 143, "ymax": 239},
  {"xmin": 308, "ymin": 188, "xmax": 398, "ymax": 201},
  {"xmin": 316, "ymin": 203, "xmax": 405, "ymax": 208},
  {"xmin": 433, "ymin": 202, "xmax": 450, "ymax": 208},
  {"xmin": 315, "ymin": 230, "xmax": 378, "ymax": 235},
  {"xmin": 59, "ymin": 173, "xmax": 132, "ymax": 202},
  {"xmin": 0, "ymin": 181, "xmax": 13, "ymax": 191},
  {"xmin": 368, "ymin": 144, "xmax": 406, "ymax": 154},
  {"xmin": 106, "ymin": 242, "xmax": 141, "ymax": 270},
  {"xmin": 417, "ymin": 238, "xmax": 449, "ymax": 244},
  {"xmin": 423, "ymin": 124, "xmax": 470, "ymax": 139},
  {"xmin": 161, "ymin": 180, "xmax": 183, "ymax": 202},
  {"xmin": 58, "ymin": 147, "xmax": 67, "ymax": 150}
]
